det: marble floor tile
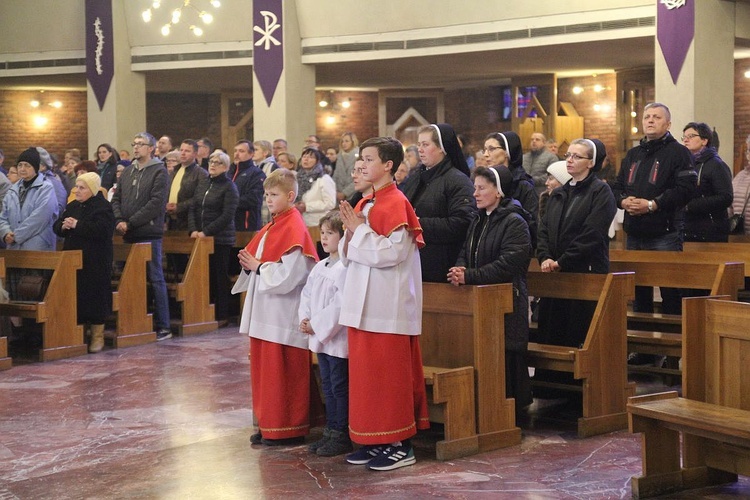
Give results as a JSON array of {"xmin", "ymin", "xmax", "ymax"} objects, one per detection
[{"xmin": 0, "ymin": 327, "xmax": 748, "ymax": 499}]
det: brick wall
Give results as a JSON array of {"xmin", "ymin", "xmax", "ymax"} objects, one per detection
[
  {"xmin": 147, "ymin": 93, "xmax": 223, "ymax": 150},
  {"xmin": 0, "ymin": 90, "xmax": 88, "ymax": 165},
  {"xmin": 314, "ymin": 90, "xmax": 379, "ymax": 152}
]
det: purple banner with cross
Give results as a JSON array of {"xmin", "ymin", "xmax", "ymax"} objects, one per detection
[
  {"xmin": 253, "ymin": 0, "xmax": 284, "ymax": 107},
  {"xmin": 85, "ymin": 0, "xmax": 114, "ymax": 111},
  {"xmin": 657, "ymin": 0, "xmax": 694, "ymax": 85}
]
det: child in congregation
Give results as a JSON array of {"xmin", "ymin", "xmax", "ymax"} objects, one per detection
[
  {"xmin": 232, "ymin": 168, "xmax": 320, "ymax": 446},
  {"xmin": 298, "ymin": 210, "xmax": 351, "ymax": 457},
  {"xmin": 338, "ymin": 137, "xmax": 429, "ymax": 471}
]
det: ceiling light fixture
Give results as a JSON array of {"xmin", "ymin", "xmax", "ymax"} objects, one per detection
[{"xmin": 142, "ymin": 0, "xmax": 219, "ymax": 37}]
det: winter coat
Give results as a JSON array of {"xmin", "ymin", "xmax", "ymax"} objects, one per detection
[
  {"xmin": 168, "ymin": 162, "xmax": 208, "ymax": 231},
  {"xmin": 455, "ymin": 198, "xmax": 532, "ymax": 352},
  {"xmin": 613, "ymin": 132, "xmax": 697, "ymax": 237},
  {"xmin": 98, "ymin": 159, "xmax": 118, "ymax": 191},
  {"xmin": 0, "ymin": 174, "xmax": 59, "ymax": 250},
  {"xmin": 188, "ymin": 173, "xmax": 239, "ymax": 246},
  {"xmin": 684, "ymin": 147, "xmax": 733, "ymax": 242},
  {"xmin": 332, "ymin": 148, "xmax": 359, "ymax": 198},
  {"xmin": 537, "ymin": 172, "xmax": 616, "ymax": 273},
  {"xmin": 111, "ymin": 157, "xmax": 169, "ymax": 243},
  {"xmin": 228, "ymin": 159, "xmax": 266, "ymax": 231},
  {"xmin": 399, "ymin": 156, "xmax": 477, "ymax": 282},
  {"xmin": 53, "ymin": 192, "xmax": 114, "ymax": 323}
]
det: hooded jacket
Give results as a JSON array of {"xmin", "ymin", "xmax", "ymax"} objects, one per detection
[
  {"xmin": 613, "ymin": 132, "xmax": 697, "ymax": 237},
  {"xmin": 455, "ymin": 197, "xmax": 532, "ymax": 352},
  {"xmin": 0, "ymin": 173, "xmax": 58, "ymax": 250},
  {"xmin": 399, "ymin": 156, "xmax": 476, "ymax": 282},
  {"xmin": 111, "ymin": 157, "xmax": 169, "ymax": 242},
  {"xmin": 684, "ymin": 147, "xmax": 733, "ymax": 241}
]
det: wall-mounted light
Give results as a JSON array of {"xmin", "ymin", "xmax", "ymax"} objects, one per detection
[
  {"xmin": 318, "ymin": 99, "xmax": 329, "ymax": 108},
  {"xmin": 33, "ymin": 116, "xmax": 49, "ymax": 128},
  {"xmin": 572, "ymin": 86, "xmax": 583, "ymax": 95},
  {"xmin": 593, "ymin": 84, "xmax": 604, "ymax": 93},
  {"xmin": 326, "ymin": 115, "xmax": 336, "ymax": 125},
  {"xmin": 631, "ymin": 127, "xmax": 639, "ymax": 134}
]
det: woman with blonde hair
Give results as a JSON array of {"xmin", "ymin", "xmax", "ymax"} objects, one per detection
[{"xmin": 332, "ymin": 131, "xmax": 359, "ymax": 201}]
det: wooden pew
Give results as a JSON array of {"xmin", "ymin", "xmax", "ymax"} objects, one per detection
[
  {"xmin": 628, "ymin": 297, "xmax": 750, "ymax": 498},
  {"xmin": 421, "ymin": 283, "xmax": 521, "ymax": 459},
  {"xmin": 0, "ymin": 250, "xmax": 86, "ymax": 361},
  {"xmin": 111, "ymin": 242, "xmax": 155, "ymax": 347},
  {"xmin": 0, "ymin": 257, "xmax": 10, "ymax": 370},
  {"xmin": 684, "ymin": 241, "xmax": 750, "ymax": 299},
  {"xmin": 609, "ymin": 250, "xmax": 745, "ymax": 378},
  {"xmin": 526, "ymin": 271, "xmax": 636, "ymax": 437},
  {"xmin": 162, "ymin": 234, "xmax": 218, "ymax": 335}
]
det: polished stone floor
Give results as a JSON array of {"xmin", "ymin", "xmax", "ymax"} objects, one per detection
[{"xmin": 1, "ymin": 327, "xmax": 748, "ymax": 499}]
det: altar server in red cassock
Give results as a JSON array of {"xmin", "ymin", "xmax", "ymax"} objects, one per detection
[
  {"xmin": 232, "ymin": 168, "xmax": 319, "ymax": 446},
  {"xmin": 338, "ymin": 136, "xmax": 429, "ymax": 471}
]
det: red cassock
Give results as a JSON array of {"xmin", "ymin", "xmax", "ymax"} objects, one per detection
[{"xmin": 244, "ymin": 207, "xmax": 323, "ymax": 438}]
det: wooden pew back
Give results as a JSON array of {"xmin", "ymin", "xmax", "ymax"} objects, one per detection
[
  {"xmin": 0, "ymin": 250, "xmax": 85, "ymax": 361},
  {"xmin": 111, "ymin": 242, "xmax": 155, "ymax": 347},
  {"xmin": 526, "ymin": 271, "xmax": 636, "ymax": 436},
  {"xmin": 421, "ymin": 283, "xmax": 521, "ymax": 451},
  {"xmin": 609, "ymin": 250, "xmax": 745, "ymax": 298}
]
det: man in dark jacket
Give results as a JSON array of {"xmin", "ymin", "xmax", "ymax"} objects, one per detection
[
  {"xmin": 613, "ymin": 102, "xmax": 697, "ymax": 316},
  {"xmin": 228, "ymin": 140, "xmax": 266, "ymax": 232},
  {"xmin": 112, "ymin": 132, "xmax": 172, "ymax": 341},
  {"xmin": 167, "ymin": 139, "xmax": 208, "ymax": 231}
]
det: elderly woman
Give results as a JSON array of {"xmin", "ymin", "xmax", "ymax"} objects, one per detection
[
  {"xmin": 67, "ymin": 161, "xmax": 108, "ymax": 203},
  {"xmin": 399, "ymin": 123, "xmax": 477, "ymax": 282},
  {"xmin": 681, "ymin": 122, "xmax": 733, "ymax": 242},
  {"xmin": 53, "ymin": 172, "xmax": 114, "ymax": 352},
  {"xmin": 163, "ymin": 150, "xmax": 180, "ymax": 176},
  {"xmin": 447, "ymin": 165, "xmax": 533, "ymax": 412},
  {"xmin": 188, "ymin": 151, "xmax": 239, "ymax": 323},
  {"xmin": 295, "ymin": 147, "xmax": 336, "ymax": 227},
  {"xmin": 0, "ymin": 148, "xmax": 58, "ymax": 252}
]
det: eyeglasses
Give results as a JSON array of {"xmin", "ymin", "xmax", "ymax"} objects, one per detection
[
  {"xmin": 564, "ymin": 152, "xmax": 592, "ymax": 161},
  {"xmin": 681, "ymin": 133, "xmax": 700, "ymax": 141},
  {"xmin": 208, "ymin": 160, "xmax": 223, "ymax": 166},
  {"xmin": 131, "ymin": 142, "xmax": 150, "ymax": 148},
  {"xmin": 481, "ymin": 146, "xmax": 504, "ymax": 155}
]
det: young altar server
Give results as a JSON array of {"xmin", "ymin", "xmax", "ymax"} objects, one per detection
[
  {"xmin": 299, "ymin": 210, "xmax": 352, "ymax": 457},
  {"xmin": 232, "ymin": 168, "xmax": 319, "ymax": 446},
  {"xmin": 338, "ymin": 136, "xmax": 429, "ymax": 471}
]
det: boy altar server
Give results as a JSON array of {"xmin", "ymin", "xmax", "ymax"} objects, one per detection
[
  {"xmin": 338, "ymin": 137, "xmax": 429, "ymax": 471},
  {"xmin": 232, "ymin": 168, "xmax": 319, "ymax": 446}
]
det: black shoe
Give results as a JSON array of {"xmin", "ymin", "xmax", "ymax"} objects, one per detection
[
  {"xmin": 156, "ymin": 329, "xmax": 173, "ymax": 341},
  {"xmin": 308, "ymin": 427, "xmax": 332, "ymax": 453},
  {"xmin": 261, "ymin": 436, "xmax": 305, "ymax": 447},
  {"xmin": 316, "ymin": 429, "xmax": 353, "ymax": 457},
  {"xmin": 250, "ymin": 431, "xmax": 263, "ymax": 444}
]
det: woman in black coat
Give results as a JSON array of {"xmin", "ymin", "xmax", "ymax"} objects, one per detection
[
  {"xmin": 399, "ymin": 123, "xmax": 477, "ymax": 282},
  {"xmin": 681, "ymin": 122, "xmax": 733, "ymax": 242},
  {"xmin": 53, "ymin": 172, "xmax": 114, "ymax": 353},
  {"xmin": 536, "ymin": 139, "xmax": 616, "ymax": 344},
  {"xmin": 188, "ymin": 151, "xmax": 239, "ymax": 323},
  {"xmin": 447, "ymin": 165, "xmax": 533, "ymax": 413},
  {"xmin": 95, "ymin": 143, "xmax": 120, "ymax": 191}
]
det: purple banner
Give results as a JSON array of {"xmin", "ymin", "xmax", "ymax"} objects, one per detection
[
  {"xmin": 657, "ymin": 0, "xmax": 694, "ymax": 85},
  {"xmin": 85, "ymin": 0, "xmax": 114, "ymax": 111},
  {"xmin": 253, "ymin": 0, "xmax": 284, "ymax": 107}
]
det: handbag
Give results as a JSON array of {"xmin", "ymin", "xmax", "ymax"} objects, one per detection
[
  {"xmin": 731, "ymin": 185, "xmax": 750, "ymax": 235},
  {"xmin": 17, "ymin": 275, "xmax": 48, "ymax": 302}
]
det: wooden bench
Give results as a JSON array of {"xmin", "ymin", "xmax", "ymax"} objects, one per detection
[
  {"xmin": 609, "ymin": 250, "xmax": 745, "ymax": 378},
  {"xmin": 684, "ymin": 241, "xmax": 750, "ymax": 299},
  {"xmin": 162, "ymin": 234, "xmax": 218, "ymax": 335},
  {"xmin": 110, "ymin": 242, "xmax": 155, "ymax": 347},
  {"xmin": 0, "ymin": 250, "xmax": 86, "ymax": 361},
  {"xmin": 0, "ymin": 257, "xmax": 10, "ymax": 370},
  {"xmin": 421, "ymin": 282, "xmax": 521, "ymax": 459},
  {"xmin": 628, "ymin": 297, "xmax": 750, "ymax": 498},
  {"xmin": 526, "ymin": 271, "xmax": 636, "ymax": 437}
]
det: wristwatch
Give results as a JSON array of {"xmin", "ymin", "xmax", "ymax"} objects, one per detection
[{"xmin": 647, "ymin": 200, "xmax": 654, "ymax": 213}]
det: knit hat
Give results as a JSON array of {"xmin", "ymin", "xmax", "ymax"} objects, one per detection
[
  {"xmin": 78, "ymin": 172, "xmax": 101, "ymax": 196},
  {"xmin": 17, "ymin": 147, "xmax": 41, "ymax": 172},
  {"xmin": 36, "ymin": 147, "xmax": 53, "ymax": 170},
  {"xmin": 547, "ymin": 160, "xmax": 572, "ymax": 185}
]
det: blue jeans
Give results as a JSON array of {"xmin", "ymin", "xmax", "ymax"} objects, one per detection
[
  {"xmin": 626, "ymin": 231, "xmax": 683, "ymax": 314},
  {"xmin": 317, "ymin": 353, "xmax": 349, "ymax": 432},
  {"xmin": 146, "ymin": 238, "xmax": 171, "ymax": 330}
]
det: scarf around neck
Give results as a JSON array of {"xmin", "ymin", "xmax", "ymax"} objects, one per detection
[{"xmin": 296, "ymin": 163, "xmax": 324, "ymax": 201}]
